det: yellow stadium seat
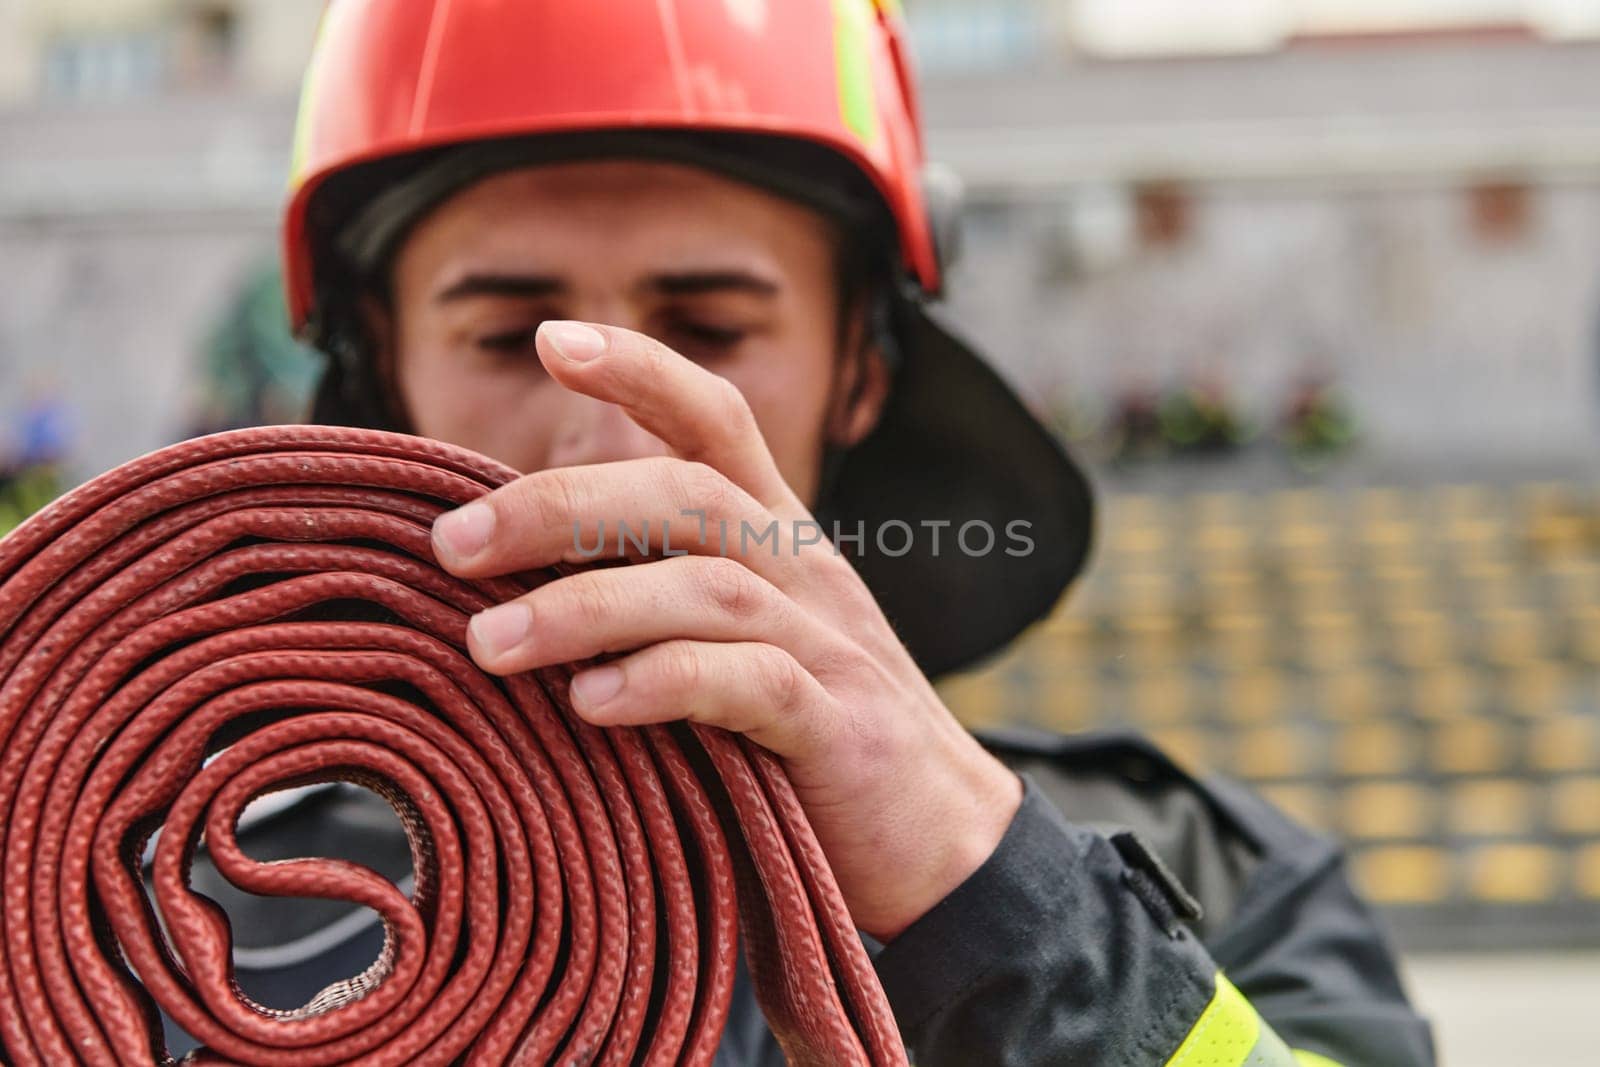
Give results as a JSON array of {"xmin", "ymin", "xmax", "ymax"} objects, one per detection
[
  {"xmin": 1575, "ymin": 844, "xmax": 1600, "ymax": 900},
  {"xmin": 1116, "ymin": 608, "xmax": 1180, "ymax": 636},
  {"xmin": 1476, "ymin": 609, "xmax": 1545, "ymax": 667},
  {"xmin": 1315, "ymin": 669, "xmax": 1388, "ymax": 722},
  {"xmin": 1271, "ymin": 488, "xmax": 1332, "ymax": 521},
  {"xmin": 1115, "ymin": 612, "xmax": 1186, "ymax": 670},
  {"xmin": 1112, "ymin": 493, "xmax": 1169, "ymax": 523},
  {"xmin": 1144, "ymin": 726, "xmax": 1216, "ymax": 775},
  {"xmin": 1275, "ymin": 523, "xmax": 1341, "ymax": 571},
  {"xmin": 1387, "ymin": 610, "xmax": 1455, "ymax": 670},
  {"xmin": 1231, "ymin": 724, "xmax": 1317, "ymax": 781},
  {"xmin": 1219, "ymin": 670, "xmax": 1289, "ymax": 724},
  {"xmin": 1527, "ymin": 512, "xmax": 1588, "ymax": 559},
  {"xmin": 1117, "ymin": 573, "xmax": 1181, "ymax": 614},
  {"xmin": 1041, "ymin": 609, "xmax": 1093, "ymax": 637},
  {"xmin": 1290, "ymin": 587, "xmax": 1356, "ymax": 619},
  {"xmin": 1443, "ymin": 518, "xmax": 1509, "ymax": 567},
  {"xmin": 1274, "ymin": 520, "xmax": 1336, "ymax": 548},
  {"xmin": 1031, "ymin": 636, "xmax": 1094, "ymax": 671},
  {"xmin": 1360, "ymin": 518, "xmax": 1420, "ymax": 563},
  {"xmin": 1527, "ymin": 715, "xmax": 1598, "ymax": 773},
  {"xmin": 1516, "ymin": 481, "xmax": 1570, "ymax": 513},
  {"xmin": 1197, "ymin": 568, "xmax": 1263, "ymax": 614},
  {"xmin": 1193, "ymin": 524, "xmax": 1255, "ymax": 566},
  {"xmin": 1258, "ymin": 784, "xmax": 1333, "ymax": 833},
  {"xmin": 1295, "ymin": 611, "xmax": 1366, "ymax": 670},
  {"xmin": 1352, "ymin": 846, "xmax": 1453, "ymax": 905},
  {"xmin": 1356, "ymin": 488, "xmax": 1407, "ymax": 522},
  {"xmin": 1207, "ymin": 613, "xmax": 1275, "ymax": 666},
  {"xmin": 1283, "ymin": 562, "xmax": 1345, "ymax": 587},
  {"xmin": 1190, "ymin": 491, "xmax": 1251, "ymax": 522},
  {"xmin": 1409, "ymin": 667, "xmax": 1482, "ymax": 721},
  {"xmin": 1199, "ymin": 566, "xmax": 1259, "ymax": 590},
  {"xmin": 1341, "ymin": 781, "xmax": 1436, "ymax": 840},
  {"xmin": 1458, "ymin": 562, "xmax": 1525, "ymax": 613},
  {"xmin": 1033, "ymin": 668, "xmax": 1100, "ymax": 733},
  {"xmin": 1467, "ymin": 843, "xmax": 1561, "ymax": 903},
  {"xmin": 1548, "ymin": 560, "xmax": 1600, "ymax": 611},
  {"xmin": 1501, "ymin": 663, "xmax": 1568, "ymax": 720},
  {"xmin": 1550, "ymin": 777, "xmax": 1600, "ymax": 837},
  {"xmin": 1109, "ymin": 524, "xmax": 1169, "ymax": 562},
  {"xmin": 1284, "ymin": 568, "xmax": 1352, "ymax": 615},
  {"xmin": 1066, "ymin": 581, "xmax": 1119, "ymax": 619},
  {"xmin": 1334, "ymin": 722, "xmax": 1419, "ymax": 778},
  {"xmin": 1447, "ymin": 779, "xmax": 1536, "ymax": 837},
  {"xmin": 1128, "ymin": 672, "xmax": 1193, "ymax": 726},
  {"xmin": 1568, "ymin": 605, "xmax": 1600, "ymax": 665},
  {"xmin": 1428, "ymin": 717, "xmax": 1512, "ymax": 776},
  {"xmin": 937, "ymin": 670, "xmax": 1014, "ymax": 730},
  {"xmin": 1371, "ymin": 567, "xmax": 1438, "ymax": 618},
  {"xmin": 1433, "ymin": 484, "xmax": 1496, "ymax": 518}
]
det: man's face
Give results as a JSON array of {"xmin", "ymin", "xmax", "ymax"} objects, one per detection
[{"xmin": 381, "ymin": 159, "xmax": 883, "ymax": 504}]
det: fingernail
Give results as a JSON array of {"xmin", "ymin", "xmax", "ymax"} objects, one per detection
[
  {"xmin": 469, "ymin": 602, "xmax": 531, "ymax": 658},
  {"xmin": 434, "ymin": 501, "xmax": 495, "ymax": 562},
  {"xmin": 572, "ymin": 665, "xmax": 624, "ymax": 708},
  {"xmin": 541, "ymin": 321, "xmax": 606, "ymax": 363}
]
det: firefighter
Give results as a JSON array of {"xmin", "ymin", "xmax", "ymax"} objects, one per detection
[{"xmin": 221, "ymin": 2, "xmax": 1436, "ymax": 1063}]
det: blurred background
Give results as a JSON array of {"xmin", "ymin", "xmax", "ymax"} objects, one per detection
[{"xmin": 3, "ymin": 1, "xmax": 1599, "ymax": 1061}]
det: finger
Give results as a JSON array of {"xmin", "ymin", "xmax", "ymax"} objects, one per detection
[
  {"xmin": 566, "ymin": 640, "xmax": 837, "ymax": 757},
  {"xmin": 432, "ymin": 456, "xmax": 840, "ymax": 587},
  {"xmin": 534, "ymin": 320, "xmax": 803, "ymax": 516},
  {"xmin": 463, "ymin": 555, "xmax": 834, "ymax": 676}
]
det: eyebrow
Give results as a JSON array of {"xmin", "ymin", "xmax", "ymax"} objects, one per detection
[
  {"xmin": 435, "ymin": 273, "xmax": 564, "ymax": 303},
  {"xmin": 646, "ymin": 270, "xmax": 780, "ymax": 298},
  {"xmin": 433, "ymin": 269, "xmax": 782, "ymax": 304}
]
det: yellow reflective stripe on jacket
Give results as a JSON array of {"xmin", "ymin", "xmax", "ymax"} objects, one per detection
[
  {"xmin": 1293, "ymin": 1053, "xmax": 1347, "ymax": 1067},
  {"xmin": 1166, "ymin": 974, "xmax": 1259, "ymax": 1067},
  {"xmin": 1165, "ymin": 973, "xmax": 1349, "ymax": 1067}
]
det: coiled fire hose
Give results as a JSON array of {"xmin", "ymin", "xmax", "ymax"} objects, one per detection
[{"xmin": 0, "ymin": 426, "xmax": 907, "ymax": 1066}]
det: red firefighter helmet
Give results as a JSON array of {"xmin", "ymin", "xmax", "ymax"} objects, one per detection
[{"xmin": 283, "ymin": 0, "xmax": 938, "ymax": 336}]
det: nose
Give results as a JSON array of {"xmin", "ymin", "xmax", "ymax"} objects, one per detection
[{"xmin": 545, "ymin": 391, "xmax": 670, "ymax": 468}]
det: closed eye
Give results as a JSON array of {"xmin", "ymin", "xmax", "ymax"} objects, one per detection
[
  {"xmin": 666, "ymin": 319, "xmax": 750, "ymax": 362},
  {"xmin": 676, "ymin": 322, "xmax": 745, "ymax": 347},
  {"xmin": 476, "ymin": 327, "xmax": 540, "ymax": 355}
]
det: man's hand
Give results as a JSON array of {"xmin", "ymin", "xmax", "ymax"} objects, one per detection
[{"xmin": 429, "ymin": 320, "xmax": 1022, "ymax": 940}]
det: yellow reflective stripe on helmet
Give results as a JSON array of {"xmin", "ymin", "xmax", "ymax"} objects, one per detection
[
  {"xmin": 1167, "ymin": 974, "xmax": 1259, "ymax": 1067},
  {"xmin": 832, "ymin": 0, "xmax": 882, "ymax": 148},
  {"xmin": 289, "ymin": 2, "xmax": 343, "ymax": 190}
]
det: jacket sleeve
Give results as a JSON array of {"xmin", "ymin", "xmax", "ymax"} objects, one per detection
[{"xmin": 867, "ymin": 729, "xmax": 1436, "ymax": 1067}]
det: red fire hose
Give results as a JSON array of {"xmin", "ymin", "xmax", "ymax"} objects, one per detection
[{"xmin": 0, "ymin": 426, "xmax": 906, "ymax": 1066}]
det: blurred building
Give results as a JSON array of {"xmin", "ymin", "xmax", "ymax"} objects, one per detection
[{"xmin": 5, "ymin": 1, "xmax": 1600, "ymax": 476}]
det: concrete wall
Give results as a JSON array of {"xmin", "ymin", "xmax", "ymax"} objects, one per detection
[{"xmin": 942, "ymin": 181, "xmax": 1600, "ymax": 462}]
